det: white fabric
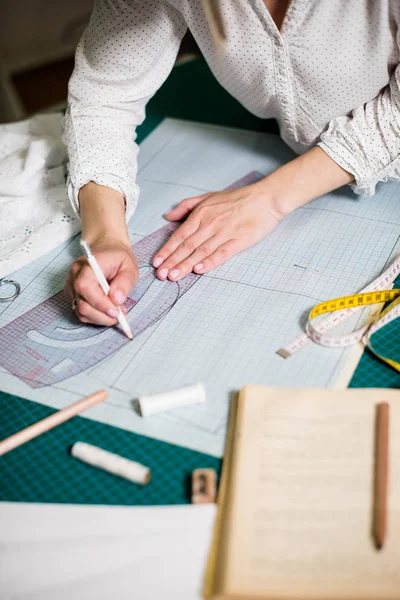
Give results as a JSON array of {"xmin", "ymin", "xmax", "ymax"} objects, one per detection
[
  {"xmin": 0, "ymin": 113, "xmax": 80, "ymax": 278},
  {"xmin": 0, "ymin": 502, "xmax": 216, "ymax": 600},
  {"xmin": 64, "ymin": 0, "xmax": 400, "ymax": 218}
]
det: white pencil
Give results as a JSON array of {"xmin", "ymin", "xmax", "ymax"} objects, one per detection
[{"xmin": 80, "ymin": 239, "xmax": 133, "ymax": 340}]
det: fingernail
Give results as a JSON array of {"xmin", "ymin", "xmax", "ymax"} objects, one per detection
[
  {"xmin": 114, "ymin": 290, "xmax": 125, "ymax": 305},
  {"xmin": 169, "ymin": 269, "xmax": 180, "ymax": 280},
  {"xmin": 194, "ymin": 263, "xmax": 204, "ymax": 272},
  {"xmin": 159, "ymin": 268, "xmax": 168, "ymax": 279},
  {"xmin": 153, "ymin": 257, "xmax": 163, "ymax": 268},
  {"xmin": 107, "ymin": 308, "xmax": 119, "ymax": 318}
]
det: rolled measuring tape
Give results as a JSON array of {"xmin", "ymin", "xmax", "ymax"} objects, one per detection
[{"xmin": 277, "ymin": 255, "xmax": 400, "ymax": 372}]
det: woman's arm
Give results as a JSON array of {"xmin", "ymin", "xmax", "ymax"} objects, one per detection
[
  {"xmin": 64, "ymin": 0, "xmax": 187, "ymax": 324},
  {"xmin": 152, "ymin": 147, "xmax": 353, "ymax": 280},
  {"xmin": 64, "ymin": 0, "xmax": 187, "ymax": 219},
  {"xmin": 318, "ymin": 56, "xmax": 400, "ymax": 196},
  {"xmin": 154, "ymin": 45, "xmax": 400, "ymax": 281}
]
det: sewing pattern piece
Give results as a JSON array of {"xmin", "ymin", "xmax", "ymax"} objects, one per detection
[
  {"xmin": 0, "ymin": 222, "xmax": 200, "ymax": 388},
  {"xmin": 0, "ymin": 169, "xmax": 263, "ymax": 389}
]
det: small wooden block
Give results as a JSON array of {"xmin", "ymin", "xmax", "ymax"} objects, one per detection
[{"xmin": 191, "ymin": 468, "xmax": 217, "ymax": 504}]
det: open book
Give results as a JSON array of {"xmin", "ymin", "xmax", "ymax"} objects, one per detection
[{"xmin": 205, "ymin": 386, "xmax": 400, "ymax": 599}]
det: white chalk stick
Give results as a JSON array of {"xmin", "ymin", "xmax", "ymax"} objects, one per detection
[
  {"xmin": 138, "ymin": 382, "xmax": 206, "ymax": 417},
  {"xmin": 71, "ymin": 442, "xmax": 150, "ymax": 485}
]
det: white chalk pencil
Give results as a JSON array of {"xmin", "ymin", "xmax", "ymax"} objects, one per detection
[
  {"xmin": 71, "ymin": 442, "xmax": 150, "ymax": 485},
  {"xmin": 139, "ymin": 382, "xmax": 206, "ymax": 417},
  {"xmin": 80, "ymin": 239, "xmax": 133, "ymax": 340}
]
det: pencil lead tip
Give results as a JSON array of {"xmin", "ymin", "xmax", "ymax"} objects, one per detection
[{"xmin": 79, "ymin": 239, "xmax": 92, "ymax": 258}]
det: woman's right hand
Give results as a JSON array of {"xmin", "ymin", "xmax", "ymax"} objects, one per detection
[
  {"xmin": 64, "ymin": 237, "xmax": 138, "ymax": 326},
  {"xmin": 64, "ymin": 182, "xmax": 138, "ymax": 326}
]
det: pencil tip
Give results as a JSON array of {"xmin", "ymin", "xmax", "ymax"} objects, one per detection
[{"xmin": 79, "ymin": 238, "xmax": 92, "ymax": 258}]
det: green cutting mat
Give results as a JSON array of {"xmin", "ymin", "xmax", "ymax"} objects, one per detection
[
  {"xmin": 1, "ymin": 58, "xmax": 399, "ymax": 504},
  {"xmin": 0, "ymin": 394, "xmax": 220, "ymax": 504},
  {"xmin": 349, "ymin": 306, "xmax": 400, "ymax": 389}
]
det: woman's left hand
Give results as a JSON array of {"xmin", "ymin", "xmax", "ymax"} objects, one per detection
[
  {"xmin": 152, "ymin": 146, "xmax": 355, "ymax": 280},
  {"xmin": 152, "ymin": 181, "xmax": 284, "ymax": 280}
]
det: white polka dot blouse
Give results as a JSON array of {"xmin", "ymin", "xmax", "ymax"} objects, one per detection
[{"xmin": 63, "ymin": 0, "xmax": 400, "ymax": 220}]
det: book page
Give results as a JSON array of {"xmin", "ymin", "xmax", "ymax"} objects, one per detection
[{"xmin": 223, "ymin": 387, "xmax": 400, "ymax": 599}]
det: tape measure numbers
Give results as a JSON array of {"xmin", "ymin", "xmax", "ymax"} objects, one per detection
[{"xmin": 309, "ymin": 290, "xmax": 400, "ymax": 320}]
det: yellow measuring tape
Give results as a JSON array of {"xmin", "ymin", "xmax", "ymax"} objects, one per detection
[
  {"xmin": 308, "ymin": 291, "xmax": 400, "ymax": 373},
  {"xmin": 278, "ymin": 255, "xmax": 400, "ymax": 372},
  {"xmin": 309, "ymin": 289, "xmax": 400, "ymax": 319}
]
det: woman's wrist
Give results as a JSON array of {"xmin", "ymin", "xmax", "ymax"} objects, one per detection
[
  {"xmin": 79, "ymin": 182, "xmax": 131, "ymax": 246},
  {"xmin": 257, "ymin": 146, "xmax": 354, "ymax": 218}
]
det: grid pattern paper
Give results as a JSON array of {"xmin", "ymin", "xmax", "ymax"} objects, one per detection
[
  {"xmin": 0, "ymin": 223, "xmax": 200, "ymax": 388},
  {"xmin": 1, "ymin": 119, "xmax": 400, "ymax": 457}
]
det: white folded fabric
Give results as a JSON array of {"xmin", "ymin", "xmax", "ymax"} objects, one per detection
[{"xmin": 0, "ymin": 113, "xmax": 80, "ymax": 278}]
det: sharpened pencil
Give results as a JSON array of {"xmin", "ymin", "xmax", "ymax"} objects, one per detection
[{"xmin": 373, "ymin": 402, "xmax": 389, "ymax": 550}]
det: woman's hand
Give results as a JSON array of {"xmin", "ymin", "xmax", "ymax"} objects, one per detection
[
  {"xmin": 64, "ymin": 238, "xmax": 138, "ymax": 326},
  {"xmin": 152, "ymin": 181, "xmax": 284, "ymax": 280},
  {"xmin": 64, "ymin": 182, "xmax": 138, "ymax": 326},
  {"xmin": 152, "ymin": 147, "xmax": 354, "ymax": 280}
]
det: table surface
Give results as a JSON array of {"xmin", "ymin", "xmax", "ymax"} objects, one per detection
[{"xmin": 1, "ymin": 58, "xmax": 399, "ymax": 505}]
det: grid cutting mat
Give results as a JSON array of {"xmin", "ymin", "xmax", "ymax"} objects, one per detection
[
  {"xmin": 0, "ymin": 291, "xmax": 399, "ymax": 505},
  {"xmin": 0, "ymin": 58, "xmax": 399, "ymax": 504},
  {"xmin": 1, "ymin": 302, "xmax": 400, "ymax": 506},
  {"xmin": 349, "ymin": 280, "xmax": 400, "ymax": 389},
  {"xmin": 0, "ymin": 393, "xmax": 221, "ymax": 504}
]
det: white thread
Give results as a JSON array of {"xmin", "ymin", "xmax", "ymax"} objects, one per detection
[
  {"xmin": 138, "ymin": 383, "xmax": 206, "ymax": 417},
  {"xmin": 71, "ymin": 442, "xmax": 150, "ymax": 485}
]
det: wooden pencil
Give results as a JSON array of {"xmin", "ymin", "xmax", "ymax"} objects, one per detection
[
  {"xmin": 373, "ymin": 402, "xmax": 389, "ymax": 550},
  {"xmin": 0, "ymin": 390, "xmax": 107, "ymax": 457}
]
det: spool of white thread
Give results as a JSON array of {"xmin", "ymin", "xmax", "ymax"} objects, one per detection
[
  {"xmin": 138, "ymin": 382, "xmax": 206, "ymax": 417},
  {"xmin": 71, "ymin": 442, "xmax": 150, "ymax": 485}
]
